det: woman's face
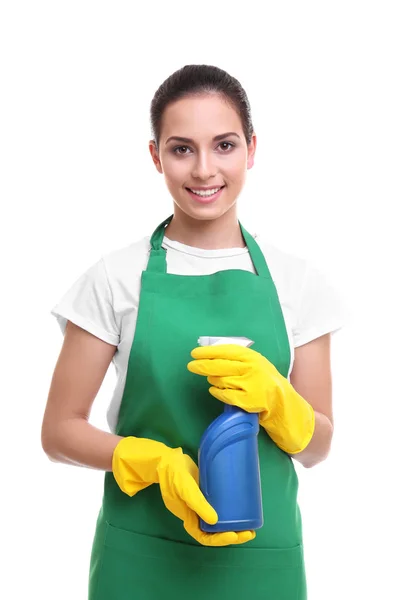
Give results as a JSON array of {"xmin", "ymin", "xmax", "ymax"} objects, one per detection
[{"xmin": 149, "ymin": 93, "xmax": 256, "ymax": 221}]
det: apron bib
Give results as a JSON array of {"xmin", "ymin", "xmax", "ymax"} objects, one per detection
[{"xmin": 89, "ymin": 216, "xmax": 307, "ymax": 599}]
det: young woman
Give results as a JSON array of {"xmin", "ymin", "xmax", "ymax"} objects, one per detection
[{"xmin": 42, "ymin": 64, "xmax": 345, "ymax": 599}]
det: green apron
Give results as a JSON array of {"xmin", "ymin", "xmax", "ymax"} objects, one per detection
[{"xmin": 89, "ymin": 216, "xmax": 307, "ymax": 599}]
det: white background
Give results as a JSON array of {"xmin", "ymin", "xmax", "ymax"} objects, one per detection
[{"xmin": 1, "ymin": 1, "xmax": 399, "ymax": 598}]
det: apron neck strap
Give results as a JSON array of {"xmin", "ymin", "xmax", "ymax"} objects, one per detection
[
  {"xmin": 239, "ymin": 223, "xmax": 271, "ymax": 277},
  {"xmin": 147, "ymin": 215, "xmax": 271, "ymax": 277},
  {"xmin": 146, "ymin": 215, "xmax": 173, "ymax": 274}
]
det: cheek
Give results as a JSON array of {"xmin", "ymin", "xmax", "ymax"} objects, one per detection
[
  {"xmin": 225, "ymin": 156, "xmax": 247, "ymax": 183},
  {"xmin": 162, "ymin": 157, "xmax": 188, "ymax": 185}
]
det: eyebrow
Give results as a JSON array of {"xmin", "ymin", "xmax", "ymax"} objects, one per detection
[{"xmin": 165, "ymin": 132, "xmax": 241, "ymax": 145}]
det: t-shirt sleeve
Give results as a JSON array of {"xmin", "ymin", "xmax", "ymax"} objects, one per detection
[
  {"xmin": 292, "ymin": 261, "xmax": 349, "ymax": 348},
  {"xmin": 50, "ymin": 257, "xmax": 120, "ymax": 346}
]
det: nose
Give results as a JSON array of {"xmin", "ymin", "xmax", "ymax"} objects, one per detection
[{"xmin": 191, "ymin": 151, "xmax": 217, "ymax": 181}]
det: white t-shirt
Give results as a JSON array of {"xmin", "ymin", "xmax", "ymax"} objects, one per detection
[{"xmin": 51, "ymin": 233, "xmax": 347, "ymax": 433}]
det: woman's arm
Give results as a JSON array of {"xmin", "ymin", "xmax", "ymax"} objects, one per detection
[
  {"xmin": 41, "ymin": 320, "xmax": 123, "ymax": 471},
  {"xmin": 288, "ymin": 333, "xmax": 334, "ymax": 468}
]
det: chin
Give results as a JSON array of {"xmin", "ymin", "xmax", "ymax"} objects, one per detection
[
  {"xmin": 171, "ymin": 188, "xmax": 237, "ymax": 221},
  {"xmin": 177, "ymin": 204, "xmax": 235, "ymax": 222}
]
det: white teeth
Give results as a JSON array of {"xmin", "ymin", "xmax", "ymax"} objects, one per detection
[{"xmin": 189, "ymin": 187, "xmax": 222, "ymax": 197}]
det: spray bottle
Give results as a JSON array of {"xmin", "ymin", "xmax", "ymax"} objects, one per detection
[{"xmin": 197, "ymin": 336, "xmax": 264, "ymax": 533}]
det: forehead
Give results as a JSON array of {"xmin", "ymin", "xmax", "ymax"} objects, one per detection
[{"xmin": 160, "ymin": 93, "xmax": 243, "ymax": 140}]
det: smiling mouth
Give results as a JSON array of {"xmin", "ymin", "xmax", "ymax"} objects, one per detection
[{"xmin": 186, "ymin": 186, "xmax": 225, "ymax": 198}]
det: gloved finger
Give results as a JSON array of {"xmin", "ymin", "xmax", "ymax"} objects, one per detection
[
  {"xmin": 233, "ymin": 530, "xmax": 257, "ymax": 544},
  {"xmin": 208, "ymin": 386, "xmax": 248, "ymax": 407},
  {"xmin": 180, "ymin": 453, "xmax": 200, "ymax": 483},
  {"xmin": 191, "ymin": 345, "xmax": 257, "ymax": 362},
  {"xmin": 188, "ymin": 358, "xmax": 248, "ymax": 377},
  {"xmin": 209, "ymin": 387, "xmax": 266, "ymax": 413},
  {"xmin": 184, "ymin": 510, "xmax": 256, "ymax": 547},
  {"xmin": 159, "ymin": 480, "xmax": 216, "ymax": 526},
  {"xmin": 159, "ymin": 490, "xmax": 189, "ymax": 523},
  {"xmin": 184, "ymin": 511, "xmax": 239, "ymax": 547},
  {"xmin": 207, "ymin": 375, "xmax": 245, "ymax": 390},
  {"xmin": 175, "ymin": 470, "xmax": 218, "ymax": 525}
]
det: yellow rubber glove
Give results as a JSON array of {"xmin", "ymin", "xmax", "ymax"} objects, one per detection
[
  {"xmin": 112, "ymin": 436, "xmax": 256, "ymax": 546},
  {"xmin": 187, "ymin": 345, "xmax": 315, "ymax": 454}
]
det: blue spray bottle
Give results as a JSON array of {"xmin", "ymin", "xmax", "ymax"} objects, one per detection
[{"xmin": 198, "ymin": 336, "xmax": 264, "ymax": 533}]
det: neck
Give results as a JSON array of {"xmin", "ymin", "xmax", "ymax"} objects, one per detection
[{"xmin": 164, "ymin": 206, "xmax": 245, "ymax": 250}]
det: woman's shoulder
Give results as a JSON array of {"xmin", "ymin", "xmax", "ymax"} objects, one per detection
[
  {"xmin": 101, "ymin": 235, "xmax": 151, "ymax": 280},
  {"xmin": 254, "ymin": 233, "xmax": 348, "ymax": 342},
  {"xmin": 253, "ymin": 233, "xmax": 309, "ymax": 289}
]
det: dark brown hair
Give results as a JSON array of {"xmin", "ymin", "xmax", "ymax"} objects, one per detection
[{"xmin": 150, "ymin": 64, "xmax": 254, "ymax": 150}]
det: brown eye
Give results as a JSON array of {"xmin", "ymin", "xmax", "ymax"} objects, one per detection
[
  {"xmin": 219, "ymin": 142, "xmax": 234, "ymax": 152},
  {"xmin": 173, "ymin": 146, "xmax": 191, "ymax": 155}
]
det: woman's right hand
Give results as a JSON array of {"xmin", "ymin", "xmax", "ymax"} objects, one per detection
[
  {"xmin": 159, "ymin": 451, "xmax": 256, "ymax": 547},
  {"xmin": 112, "ymin": 436, "xmax": 256, "ymax": 547}
]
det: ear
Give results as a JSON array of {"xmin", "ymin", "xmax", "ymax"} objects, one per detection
[
  {"xmin": 247, "ymin": 134, "xmax": 257, "ymax": 170},
  {"xmin": 149, "ymin": 140, "xmax": 163, "ymax": 174}
]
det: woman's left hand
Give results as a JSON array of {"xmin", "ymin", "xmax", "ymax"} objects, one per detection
[
  {"xmin": 187, "ymin": 344, "xmax": 285, "ymax": 414},
  {"xmin": 187, "ymin": 344, "xmax": 315, "ymax": 454}
]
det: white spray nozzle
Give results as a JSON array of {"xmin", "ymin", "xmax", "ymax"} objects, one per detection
[{"xmin": 198, "ymin": 336, "xmax": 254, "ymax": 348}]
